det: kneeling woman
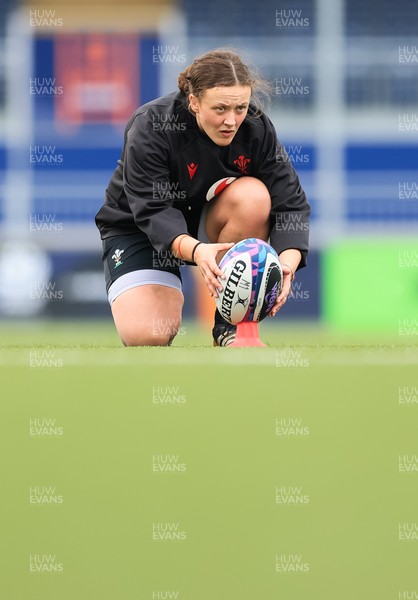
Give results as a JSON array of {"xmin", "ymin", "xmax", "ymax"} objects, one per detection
[{"xmin": 95, "ymin": 49, "xmax": 310, "ymax": 346}]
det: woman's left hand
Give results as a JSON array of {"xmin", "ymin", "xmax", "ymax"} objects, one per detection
[{"xmin": 269, "ymin": 263, "xmax": 294, "ymax": 317}]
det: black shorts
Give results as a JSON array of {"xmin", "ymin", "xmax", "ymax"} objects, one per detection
[{"xmin": 102, "ymin": 230, "xmax": 183, "ymax": 304}]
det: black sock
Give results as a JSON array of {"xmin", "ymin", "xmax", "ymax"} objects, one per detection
[{"xmin": 214, "ymin": 308, "xmax": 230, "ymax": 326}]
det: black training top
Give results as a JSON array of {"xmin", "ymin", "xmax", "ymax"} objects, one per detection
[{"xmin": 95, "ymin": 91, "xmax": 310, "ymax": 268}]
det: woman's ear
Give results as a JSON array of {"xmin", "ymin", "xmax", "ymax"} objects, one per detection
[{"xmin": 188, "ymin": 94, "xmax": 199, "ymax": 114}]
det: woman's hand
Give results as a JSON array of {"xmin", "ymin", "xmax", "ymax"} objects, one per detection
[
  {"xmin": 269, "ymin": 249, "xmax": 301, "ymax": 317},
  {"xmin": 269, "ymin": 263, "xmax": 294, "ymax": 317},
  {"xmin": 193, "ymin": 242, "xmax": 235, "ymax": 298}
]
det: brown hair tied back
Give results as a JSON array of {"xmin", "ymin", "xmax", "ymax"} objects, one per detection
[
  {"xmin": 177, "ymin": 68, "xmax": 192, "ymax": 96},
  {"xmin": 177, "ymin": 48, "xmax": 270, "ymax": 116}
]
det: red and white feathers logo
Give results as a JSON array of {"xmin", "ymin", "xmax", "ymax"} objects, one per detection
[{"xmin": 234, "ymin": 155, "xmax": 251, "ymax": 174}]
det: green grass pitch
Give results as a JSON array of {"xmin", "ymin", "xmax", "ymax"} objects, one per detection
[{"xmin": 0, "ymin": 320, "xmax": 417, "ymax": 600}]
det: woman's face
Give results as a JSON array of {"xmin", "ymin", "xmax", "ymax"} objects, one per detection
[{"xmin": 189, "ymin": 85, "xmax": 252, "ymax": 146}]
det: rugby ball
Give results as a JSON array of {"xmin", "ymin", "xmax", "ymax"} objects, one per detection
[{"xmin": 215, "ymin": 238, "xmax": 282, "ymax": 324}]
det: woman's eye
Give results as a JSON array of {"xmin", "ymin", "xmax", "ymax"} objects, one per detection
[{"xmin": 214, "ymin": 105, "xmax": 246, "ymax": 114}]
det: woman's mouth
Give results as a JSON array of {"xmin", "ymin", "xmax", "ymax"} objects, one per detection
[{"xmin": 220, "ymin": 130, "xmax": 235, "ymax": 138}]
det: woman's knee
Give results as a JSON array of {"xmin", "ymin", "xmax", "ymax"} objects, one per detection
[
  {"xmin": 111, "ymin": 285, "xmax": 184, "ymax": 347},
  {"xmin": 206, "ymin": 177, "xmax": 271, "ymax": 240},
  {"xmin": 224, "ymin": 177, "xmax": 270, "ymax": 211},
  {"xmin": 120, "ymin": 320, "xmax": 180, "ymax": 347},
  {"xmin": 212, "ymin": 176, "xmax": 271, "ymax": 221}
]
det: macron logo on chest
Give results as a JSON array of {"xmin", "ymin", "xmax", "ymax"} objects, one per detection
[{"xmin": 187, "ymin": 163, "xmax": 198, "ymax": 180}]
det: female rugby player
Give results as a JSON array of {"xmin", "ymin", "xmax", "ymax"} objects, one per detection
[{"xmin": 95, "ymin": 49, "xmax": 310, "ymax": 346}]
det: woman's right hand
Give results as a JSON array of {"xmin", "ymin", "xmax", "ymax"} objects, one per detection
[{"xmin": 193, "ymin": 242, "xmax": 235, "ymax": 298}]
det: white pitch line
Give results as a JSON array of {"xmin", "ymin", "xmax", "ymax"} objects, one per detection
[{"xmin": 1, "ymin": 347, "xmax": 417, "ymax": 368}]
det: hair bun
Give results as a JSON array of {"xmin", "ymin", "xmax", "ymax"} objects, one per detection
[{"xmin": 177, "ymin": 69, "xmax": 191, "ymax": 95}]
